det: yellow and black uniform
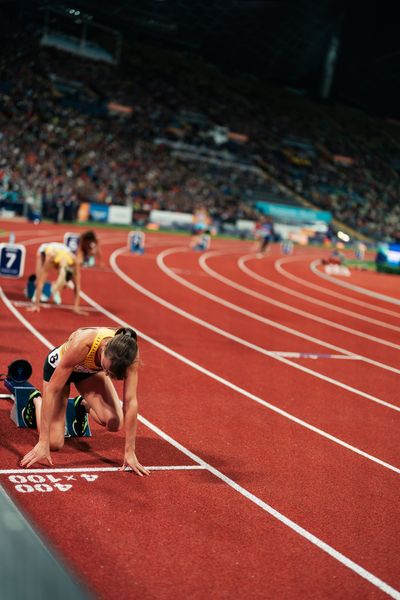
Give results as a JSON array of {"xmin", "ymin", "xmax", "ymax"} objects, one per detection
[
  {"xmin": 43, "ymin": 328, "xmax": 116, "ymax": 383},
  {"xmin": 38, "ymin": 242, "xmax": 75, "ymax": 267}
]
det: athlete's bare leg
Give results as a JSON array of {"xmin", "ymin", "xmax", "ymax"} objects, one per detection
[
  {"xmin": 75, "ymin": 372, "xmax": 123, "ymax": 432},
  {"xmin": 32, "ymin": 381, "xmax": 70, "ymax": 450}
]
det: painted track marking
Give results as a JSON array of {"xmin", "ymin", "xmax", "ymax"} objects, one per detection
[
  {"xmin": 156, "ymin": 247, "xmax": 400, "ymax": 376},
  {"xmin": 109, "ymin": 246, "xmax": 400, "ymax": 413},
  {"xmin": 1, "ymin": 251, "xmax": 400, "ymax": 598},
  {"xmin": 276, "ymin": 255, "xmax": 400, "ymax": 318},
  {"xmin": 310, "ymin": 259, "xmax": 400, "ymax": 305},
  {"xmin": 237, "ymin": 253, "xmax": 400, "ymax": 332},
  {"xmin": 0, "ymin": 466, "xmax": 206, "ymax": 474},
  {"xmin": 200, "ymin": 250, "xmax": 400, "ymax": 347}
]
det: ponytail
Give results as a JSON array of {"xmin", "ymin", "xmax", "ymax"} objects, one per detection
[{"xmin": 115, "ymin": 327, "xmax": 137, "ymax": 341}]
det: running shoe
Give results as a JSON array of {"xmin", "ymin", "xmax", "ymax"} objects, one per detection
[
  {"xmin": 32, "ymin": 292, "xmax": 51, "ymax": 302},
  {"xmin": 21, "ymin": 389, "xmax": 41, "ymax": 429},
  {"xmin": 52, "ymin": 288, "xmax": 62, "ymax": 305},
  {"xmin": 72, "ymin": 395, "xmax": 88, "ymax": 437}
]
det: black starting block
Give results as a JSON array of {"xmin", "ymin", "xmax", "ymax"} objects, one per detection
[
  {"xmin": 25, "ymin": 274, "xmax": 52, "ymax": 301},
  {"xmin": 1, "ymin": 360, "xmax": 91, "ymax": 437}
]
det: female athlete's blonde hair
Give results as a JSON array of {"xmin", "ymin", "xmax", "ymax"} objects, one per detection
[{"xmin": 104, "ymin": 328, "xmax": 138, "ymax": 379}]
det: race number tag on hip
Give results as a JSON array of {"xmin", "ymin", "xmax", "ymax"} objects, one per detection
[{"xmin": 47, "ymin": 347, "xmax": 61, "ymax": 369}]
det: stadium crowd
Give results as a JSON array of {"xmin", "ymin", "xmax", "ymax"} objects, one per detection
[{"xmin": 1, "ymin": 24, "xmax": 400, "ymax": 241}]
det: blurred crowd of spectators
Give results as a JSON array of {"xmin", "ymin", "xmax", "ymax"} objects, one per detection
[{"xmin": 1, "ymin": 24, "xmax": 400, "ymax": 241}]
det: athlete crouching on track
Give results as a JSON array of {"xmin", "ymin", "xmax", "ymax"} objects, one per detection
[
  {"xmin": 28, "ymin": 242, "xmax": 84, "ymax": 314},
  {"xmin": 20, "ymin": 326, "xmax": 150, "ymax": 477}
]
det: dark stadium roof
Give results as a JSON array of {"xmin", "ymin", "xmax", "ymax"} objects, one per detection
[{"xmin": 1, "ymin": 0, "xmax": 399, "ymax": 117}]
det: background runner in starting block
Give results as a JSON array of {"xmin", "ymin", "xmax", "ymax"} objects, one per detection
[
  {"xmin": 64, "ymin": 231, "xmax": 96, "ymax": 267},
  {"xmin": 191, "ymin": 231, "xmax": 211, "ymax": 252},
  {"xmin": 128, "ymin": 230, "xmax": 145, "ymax": 255},
  {"xmin": 2, "ymin": 360, "xmax": 91, "ymax": 437}
]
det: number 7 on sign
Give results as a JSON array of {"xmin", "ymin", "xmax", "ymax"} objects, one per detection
[
  {"xmin": 0, "ymin": 243, "xmax": 26, "ymax": 278},
  {"xmin": 5, "ymin": 251, "xmax": 17, "ymax": 269}
]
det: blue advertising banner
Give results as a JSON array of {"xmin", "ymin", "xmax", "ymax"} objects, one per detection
[
  {"xmin": 89, "ymin": 203, "xmax": 109, "ymax": 223},
  {"xmin": 255, "ymin": 202, "xmax": 332, "ymax": 224}
]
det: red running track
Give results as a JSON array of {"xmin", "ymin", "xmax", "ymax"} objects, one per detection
[{"xmin": 0, "ymin": 221, "xmax": 399, "ymax": 599}]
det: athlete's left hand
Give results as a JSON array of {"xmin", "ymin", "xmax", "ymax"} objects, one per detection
[
  {"xmin": 27, "ymin": 305, "xmax": 40, "ymax": 313},
  {"xmin": 120, "ymin": 451, "xmax": 150, "ymax": 476}
]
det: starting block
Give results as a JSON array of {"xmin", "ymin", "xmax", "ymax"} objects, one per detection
[
  {"xmin": 192, "ymin": 232, "xmax": 211, "ymax": 252},
  {"xmin": 25, "ymin": 274, "xmax": 52, "ymax": 301},
  {"xmin": 2, "ymin": 362, "xmax": 91, "ymax": 437},
  {"xmin": 128, "ymin": 230, "xmax": 145, "ymax": 255},
  {"xmin": 280, "ymin": 239, "xmax": 294, "ymax": 255}
]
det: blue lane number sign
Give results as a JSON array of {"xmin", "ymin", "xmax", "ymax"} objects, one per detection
[
  {"xmin": 0, "ymin": 243, "xmax": 26, "ymax": 278},
  {"xmin": 128, "ymin": 230, "xmax": 145, "ymax": 254},
  {"xmin": 64, "ymin": 232, "xmax": 80, "ymax": 254}
]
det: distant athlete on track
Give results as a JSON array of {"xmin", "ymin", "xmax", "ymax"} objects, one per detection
[
  {"xmin": 254, "ymin": 216, "xmax": 275, "ymax": 255},
  {"xmin": 20, "ymin": 326, "xmax": 150, "ymax": 476},
  {"xmin": 28, "ymin": 242, "xmax": 84, "ymax": 314},
  {"xmin": 78, "ymin": 230, "xmax": 104, "ymax": 267}
]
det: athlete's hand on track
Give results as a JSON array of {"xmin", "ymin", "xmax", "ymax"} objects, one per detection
[
  {"xmin": 73, "ymin": 307, "xmax": 88, "ymax": 315},
  {"xmin": 20, "ymin": 442, "xmax": 53, "ymax": 468},
  {"xmin": 120, "ymin": 452, "xmax": 150, "ymax": 477},
  {"xmin": 27, "ymin": 305, "xmax": 40, "ymax": 313}
]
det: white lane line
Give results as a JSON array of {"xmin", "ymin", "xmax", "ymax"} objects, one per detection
[
  {"xmin": 237, "ymin": 254, "xmax": 400, "ymax": 332},
  {"xmin": 158, "ymin": 247, "xmax": 400, "ymax": 375},
  {"xmin": 0, "ymin": 229, "xmax": 59, "ymax": 240},
  {"xmin": 84, "ymin": 290, "xmax": 400, "ymax": 472},
  {"xmin": 1, "ymin": 287, "xmax": 399, "ymax": 598},
  {"xmin": 310, "ymin": 259, "xmax": 400, "ymax": 306},
  {"xmin": 199, "ymin": 251, "xmax": 400, "ymax": 350},
  {"xmin": 110, "ymin": 247, "xmax": 400, "ymax": 413},
  {"xmin": 275, "ymin": 256, "xmax": 400, "ymax": 318},
  {"xmin": 2, "ymin": 282, "xmax": 399, "ymax": 474},
  {"xmin": 140, "ymin": 415, "xmax": 400, "ymax": 600},
  {"xmin": 0, "ymin": 466, "xmax": 206, "ymax": 474},
  {"xmin": 12, "ymin": 301, "xmax": 101, "ymax": 312},
  {"xmin": 274, "ymin": 352, "xmax": 361, "ymax": 359}
]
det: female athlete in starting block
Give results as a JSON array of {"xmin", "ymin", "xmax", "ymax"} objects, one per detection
[
  {"xmin": 29, "ymin": 242, "xmax": 84, "ymax": 314},
  {"xmin": 20, "ymin": 326, "xmax": 150, "ymax": 477}
]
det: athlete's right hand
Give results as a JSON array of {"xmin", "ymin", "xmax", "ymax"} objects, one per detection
[{"xmin": 20, "ymin": 442, "xmax": 53, "ymax": 468}]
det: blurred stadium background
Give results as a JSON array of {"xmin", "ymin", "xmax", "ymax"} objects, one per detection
[{"xmin": 1, "ymin": 0, "xmax": 400, "ymax": 269}]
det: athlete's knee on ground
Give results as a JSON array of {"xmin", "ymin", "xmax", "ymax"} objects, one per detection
[
  {"xmin": 106, "ymin": 414, "xmax": 123, "ymax": 432},
  {"xmin": 49, "ymin": 435, "xmax": 64, "ymax": 451}
]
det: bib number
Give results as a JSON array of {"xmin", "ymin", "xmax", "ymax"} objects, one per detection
[{"xmin": 48, "ymin": 348, "xmax": 61, "ymax": 368}]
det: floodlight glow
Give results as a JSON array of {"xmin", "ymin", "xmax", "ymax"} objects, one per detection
[{"xmin": 337, "ymin": 231, "xmax": 350, "ymax": 242}]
